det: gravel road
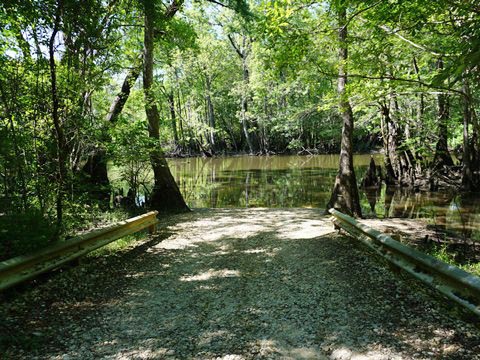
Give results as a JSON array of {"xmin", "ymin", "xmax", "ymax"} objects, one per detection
[{"xmin": 2, "ymin": 208, "xmax": 479, "ymax": 359}]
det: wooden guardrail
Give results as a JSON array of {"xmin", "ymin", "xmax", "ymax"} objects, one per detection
[
  {"xmin": 0, "ymin": 211, "xmax": 159, "ymax": 291},
  {"xmin": 329, "ymin": 208, "xmax": 480, "ymax": 317}
]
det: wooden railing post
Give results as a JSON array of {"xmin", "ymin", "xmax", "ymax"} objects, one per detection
[{"xmin": 148, "ymin": 222, "xmax": 157, "ymax": 235}]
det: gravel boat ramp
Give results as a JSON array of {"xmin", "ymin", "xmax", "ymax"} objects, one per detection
[{"xmin": 2, "ymin": 208, "xmax": 479, "ymax": 359}]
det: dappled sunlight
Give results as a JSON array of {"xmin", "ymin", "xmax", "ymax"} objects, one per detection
[
  {"xmin": 211, "ymin": 244, "xmax": 233, "ymax": 256},
  {"xmin": 210, "ymin": 355, "xmax": 245, "ymax": 360},
  {"xmin": 284, "ymin": 346, "xmax": 327, "ymax": 359},
  {"xmin": 241, "ymin": 247, "xmax": 280, "ymax": 258},
  {"xmin": 180, "ymin": 269, "xmax": 240, "ymax": 282},
  {"xmin": 246, "ymin": 338, "xmax": 329, "ymax": 359},
  {"xmin": 276, "ymin": 218, "xmax": 335, "ymax": 239},
  {"xmin": 255, "ymin": 339, "xmax": 278, "ymax": 357},
  {"xmin": 242, "ymin": 248, "xmax": 267, "ymax": 254},
  {"xmin": 154, "ymin": 208, "xmax": 333, "ymax": 251},
  {"xmin": 388, "ymin": 323, "xmax": 467, "ymax": 358},
  {"xmin": 196, "ymin": 284, "xmax": 218, "ymax": 290},
  {"xmin": 124, "ymin": 271, "xmax": 150, "ymax": 279},
  {"xmin": 26, "ymin": 209, "xmax": 480, "ymax": 359},
  {"xmin": 197, "ymin": 330, "xmax": 230, "ymax": 347},
  {"xmin": 108, "ymin": 346, "xmax": 173, "ymax": 360},
  {"xmin": 362, "ymin": 218, "xmax": 431, "ymax": 242},
  {"xmin": 154, "ymin": 234, "xmax": 201, "ymax": 250},
  {"xmin": 329, "ymin": 346, "xmax": 402, "ymax": 360}
]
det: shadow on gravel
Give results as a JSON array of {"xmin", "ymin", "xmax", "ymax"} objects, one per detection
[
  {"xmin": 0, "ymin": 230, "xmax": 174, "ymax": 355},
  {"xmin": 2, "ymin": 209, "xmax": 480, "ymax": 359}
]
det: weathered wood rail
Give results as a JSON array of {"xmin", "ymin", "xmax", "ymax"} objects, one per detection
[
  {"xmin": 329, "ymin": 208, "xmax": 480, "ymax": 317},
  {"xmin": 0, "ymin": 211, "xmax": 159, "ymax": 291}
]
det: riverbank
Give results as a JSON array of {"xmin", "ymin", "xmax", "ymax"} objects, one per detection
[
  {"xmin": 1, "ymin": 209, "xmax": 479, "ymax": 359},
  {"xmin": 164, "ymin": 147, "xmax": 384, "ymax": 159}
]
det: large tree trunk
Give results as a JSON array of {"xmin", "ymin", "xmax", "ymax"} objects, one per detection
[
  {"xmin": 465, "ymin": 80, "xmax": 480, "ymax": 176},
  {"xmin": 412, "ymin": 57, "xmax": 424, "ymax": 136},
  {"xmin": 81, "ymin": 1, "xmax": 182, "ymax": 204},
  {"xmin": 326, "ymin": 6, "xmax": 362, "ymax": 218},
  {"xmin": 381, "ymin": 93, "xmax": 418, "ymax": 187},
  {"xmin": 143, "ymin": 0, "xmax": 188, "ymax": 213},
  {"xmin": 471, "ymin": 106, "xmax": 480, "ymax": 170},
  {"xmin": 433, "ymin": 58, "xmax": 454, "ymax": 169},
  {"xmin": 382, "ymin": 102, "xmax": 409, "ymax": 185}
]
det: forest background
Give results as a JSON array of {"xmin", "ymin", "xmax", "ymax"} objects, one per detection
[{"xmin": 1, "ymin": 0, "xmax": 480, "ymax": 260}]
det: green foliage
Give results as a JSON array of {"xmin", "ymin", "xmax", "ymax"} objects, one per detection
[
  {"xmin": 108, "ymin": 118, "xmax": 154, "ymax": 198},
  {"xmin": 1, "ymin": 0, "xmax": 480, "ymax": 259},
  {"xmin": 430, "ymin": 244, "xmax": 457, "ymax": 265},
  {"xmin": 0, "ymin": 210, "xmax": 56, "ymax": 261},
  {"xmin": 428, "ymin": 244, "xmax": 480, "ymax": 277},
  {"xmin": 110, "ymin": 118, "xmax": 155, "ymax": 163},
  {"xmin": 462, "ymin": 262, "xmax": 480, "ymax": 278}
]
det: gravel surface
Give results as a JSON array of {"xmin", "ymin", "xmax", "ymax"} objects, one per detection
[{"xmin": 1, "ymin": 208, "xmax": 479, "ymax": 359}]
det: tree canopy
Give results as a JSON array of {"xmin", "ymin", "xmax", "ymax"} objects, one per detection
[{"xmin": 1, "ymin": 0, "xmax": 480, "ymax": 250}]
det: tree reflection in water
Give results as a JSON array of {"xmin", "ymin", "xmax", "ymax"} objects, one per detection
[{"xmin": 165, "ymin": 155, "xmax": 480, "ymax": 245}]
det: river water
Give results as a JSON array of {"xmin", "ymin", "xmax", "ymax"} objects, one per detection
[{"xmin": 168, "ymin": 155, "xmax": 480, "ymax": 243}]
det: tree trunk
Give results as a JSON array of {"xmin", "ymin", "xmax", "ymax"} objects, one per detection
[
  {"xmin": 168, "ymin": 92, "xmax": 179, "ymax": 145},
  {"xmin": 0, "ymin": 82, "xmax": 28, "ymax": 210},
  {"xmin": 470, "ymin": 102, "xmax": 480, "ymax": 172},
  {"xmin": 326, "ymin": 6, "xmax": 362, "ymax": 218},
  {"xmin": 412, "ymin": 57, "xmax": 424, "ymax": 142},
  {"xmin": 205, "ymin": 75, "xmax": 216, "ymax": 150},
  {"xmin": 381, "ymin": 92, "xmax": 418, "ymax": 187},
  {"xmin": 433, "ymin": 58, "xmax": 453, "ymax": 169},
  {"xmin": 241, "ymin": 42, "xmax": 253, "ymax": 154},
  {"xmin": 386, "ymin": 101, "xmax": 407, "ymax": 184},
  {"xmin": 380, "ymin": 103, "xmax": 397, "ymax": 185},
  {"xmin": 176, "ymin": 90, "xmax": 186, "ymax": 150},
  {"xmin": 106, "ymin": 56, "xmax": 142, "ymax": 123},
  {"xmin": 81, "ymin": 60, "xmax": 142, "ymax": 205},
  {"xmin": 143, "ymin": 0, "xmax": 188, "ymax": 213},
  {"xmin": 49, "ymin": 4, "xmax": 68, "ymax": 230},
  {"xmin": 461, "ymin": 77, "xmax": 475, "ymax": 191},
  {"xmin": 228, "ymin": 33, "xmax": 254, "ymax": 154},
  {"xmin": 81, "ymin": 1, "xmax": 183, "ymax": 204}
]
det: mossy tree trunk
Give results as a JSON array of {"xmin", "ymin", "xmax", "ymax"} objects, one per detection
[
  {"xmin": 327, "ymin": 5, "xmax": 362, "ymax": 218},
  {"xmin": 143, "ymin": 0, "xmax": 189, "ymax": 213}
]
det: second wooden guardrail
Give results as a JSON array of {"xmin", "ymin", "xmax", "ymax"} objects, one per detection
[
  {"xmin": 0, "ymin": 211, "xmax": 159, "ymax": 291},
  {"xmin": 329, "ymin": 208, "xmax": 480, "ymax": 317}
]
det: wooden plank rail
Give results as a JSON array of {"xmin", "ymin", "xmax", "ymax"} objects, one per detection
[
  {"xmin": 329, "ymin": 208, "xmax": 480, "ymax": 317},
  {"xmin": 0, "ymin": 211, "xmax": 159, "ymax": 291}
]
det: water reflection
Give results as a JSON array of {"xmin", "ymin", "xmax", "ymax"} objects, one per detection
[
  {"xmin": 168, "ymin": 155, "xmax": 480, "ymax": 242},
  {"xmin": 170, "ymin": 155, "xmax": 380, "ymax": 208},
  {"xmin": 369, "ymin": 187, "xmax": 480, "ymax": 243}
]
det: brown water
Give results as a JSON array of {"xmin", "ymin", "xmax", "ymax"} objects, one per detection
[{"xmin": 167, "ymin": 155, "xmax": 480, "ymax": 243}]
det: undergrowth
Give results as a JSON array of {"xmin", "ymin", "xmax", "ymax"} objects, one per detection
[
  {"xmin": 0, "ymin": 206, "xmax": 142, "ymax": 262},
  {"xmin": 428, "ymin": 244, "xmax": 480, "ymax": 277}
]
